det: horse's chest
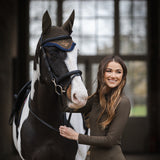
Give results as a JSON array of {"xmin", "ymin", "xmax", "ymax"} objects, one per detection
[{"xmin": 20, "ymin": 117, "xmax": 78, "ymax": 160}]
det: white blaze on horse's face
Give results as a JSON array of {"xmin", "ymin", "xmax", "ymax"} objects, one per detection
[{"xmin": 65, "ymin": 46, "xmax": 88, "ymax": 109}]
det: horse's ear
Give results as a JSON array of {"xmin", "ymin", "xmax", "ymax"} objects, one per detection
[
  {"xmin": 42, "ymin": 11, "xmax": 51, "ymax": 34},
  {"xmin": 62, "ymin": 10, "xmax": 75, "ymax": 35}
]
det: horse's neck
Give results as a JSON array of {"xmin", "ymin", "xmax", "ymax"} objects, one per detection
[{"xmin": 30, "ymin": 80, "xmax": 62, "ymax": 124}]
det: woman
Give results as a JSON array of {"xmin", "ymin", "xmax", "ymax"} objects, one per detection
[{"xmin": 59, "ymin": 55, "xmax": 131, "ymax": 160}]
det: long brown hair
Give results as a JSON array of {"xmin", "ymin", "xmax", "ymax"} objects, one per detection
[{"xmin": 95, "ymin": 55, "xmax": 127, "ymax": 129}]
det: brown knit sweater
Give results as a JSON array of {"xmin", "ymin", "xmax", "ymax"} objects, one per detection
[{"xmin": 78, "ymin": 94, "xmax": 131, "ymax": 160}]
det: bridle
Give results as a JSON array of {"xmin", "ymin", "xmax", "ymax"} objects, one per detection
[
  {"xmin": 29, "ymin": 35, "xmax": 82, "ymax": 133},
  {"xmin": 40, "ymin": 35, "xmax": 82, "ymax": 95}
]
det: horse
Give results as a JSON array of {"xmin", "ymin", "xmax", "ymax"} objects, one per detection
[{"xmin": 9, "ymin": 10, "xmax": 89, "ymax": 160}]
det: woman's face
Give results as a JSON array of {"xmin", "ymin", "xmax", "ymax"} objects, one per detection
[{"xmin": 104, "ymin": 61, "xmax": 123, "ymax": 89}]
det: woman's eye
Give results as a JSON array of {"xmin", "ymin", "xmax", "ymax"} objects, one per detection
[
  {"xmin": 106, "ymin": 69, "xmax": 111, "ymax": 72},
  {"xmin": 116, "ymin": 70, "xmax": 122, "ymax": 74}
]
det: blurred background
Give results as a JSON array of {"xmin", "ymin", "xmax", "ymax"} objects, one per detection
[{"xmin": 0, "ymin": 0, "xmax": 160, "ymax": 159}]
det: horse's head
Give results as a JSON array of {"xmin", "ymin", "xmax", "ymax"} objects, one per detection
[{"xmin": 33, "ymin": 10, "xmax": 88, "ymax": 110}]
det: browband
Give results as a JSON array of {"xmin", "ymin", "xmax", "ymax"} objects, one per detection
[
  {"xmin": 42, "ymin": 42, "xmax": 76, "ymax": 52},
  {"xmin": 40, "ymin": 35, "xmax": 76, "ymax": 52}
]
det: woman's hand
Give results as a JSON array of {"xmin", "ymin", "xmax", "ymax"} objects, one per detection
[{"xmin": 59, "ymin": 126, "xmax": 79, "ymax": 141}]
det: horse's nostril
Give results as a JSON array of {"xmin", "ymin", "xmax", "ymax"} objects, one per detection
[{"xmin": 73, "ymin": 93, "xmax": 77, "ymax": 101}]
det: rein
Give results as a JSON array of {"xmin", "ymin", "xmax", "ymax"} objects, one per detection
[{"xmin": 29, "ymin": 97, "xmax": 72, "ymax": 133}]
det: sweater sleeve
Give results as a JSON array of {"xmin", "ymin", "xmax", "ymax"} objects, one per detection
[{"xmin": 78, "ymin": 96, "xmax": 131, "ymax": 148}]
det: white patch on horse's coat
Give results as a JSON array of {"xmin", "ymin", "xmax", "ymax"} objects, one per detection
[
  {"xmin": 12, "ymin": 119, "xmax": 18, "ymax": 150},
  {"xmin": 67, "ymin": 113, "xmax": 90, "ymax": 160},
  {"xmin": 13, "ymin": 58, "xmax": 40, "ymax": 159},
  {"xmin": 65, "ymin": 46, "xmax": 88, "ymax": 109},
  {"xmin": 31, "ymin": 61, "xmax": 40, "ymax": 100},
  {"xmin": 12, "ymin": 94, "xmax": 30, "ymax": 160}
]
